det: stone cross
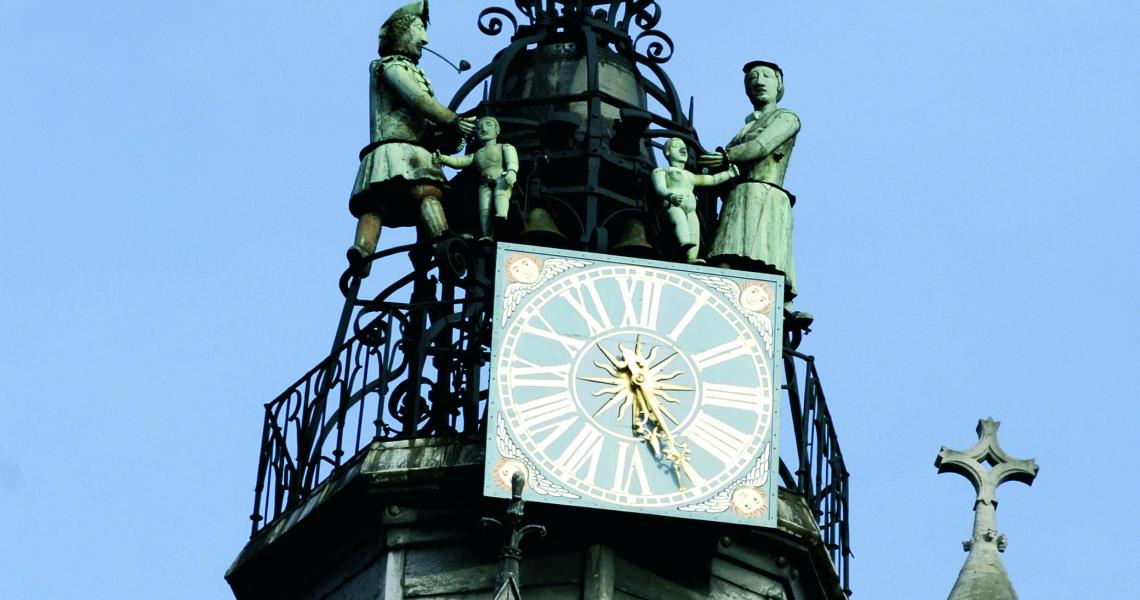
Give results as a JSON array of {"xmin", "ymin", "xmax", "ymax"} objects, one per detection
[{"xmin": 935, "ymin": 418, "xmax": 1038, "ymax": 600}]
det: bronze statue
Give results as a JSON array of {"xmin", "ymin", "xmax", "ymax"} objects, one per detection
[
  {"xmin": 651, "ymin": 138, "xmax": 738, "ymax": 263},
  {"xmin": 434, "ymin": 116, "xmax": 519, "ymax": 241},
  {"xmin": 699, "ymin": 61, "xmax": 805, "ymax": 319},
  {"xmin": 347, "ymin": 0, "xmax": 476, "ymax": 275}
]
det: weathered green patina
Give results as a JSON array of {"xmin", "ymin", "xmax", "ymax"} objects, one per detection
[
  {"xmin": 347, "ymin": 0, "xmax": 476, "ymax": 275},
  {"xmin": 652, "ymin": 138, "xmax": 738, "ymax": 263},
  {"xmin": 936, "ymin": 418, "xmax": 1039, "ymax": 600},
  {"xmin": 434, "ymin": 116, "xmax": 519, "ymax": 240},
  {"xmin": 699, "ymin": 62, "xmax": 800, "ymax": 305}
]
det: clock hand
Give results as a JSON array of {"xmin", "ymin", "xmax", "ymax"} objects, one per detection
[
  {"xmin": 632, "ymin": 386, "xmax": 698, "ymax": 489},
  {"xmin": 595, "ymin": 342, "xmax": 623, "ymax": 371},
  {"xmin": 581, "ymin": 336, "xmax": 699, "ymax": 490}
]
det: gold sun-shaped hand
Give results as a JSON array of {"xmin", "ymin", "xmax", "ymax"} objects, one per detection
[{"xmin": 579, "ymin": 336, "xmax": 697, "ymax": 489}]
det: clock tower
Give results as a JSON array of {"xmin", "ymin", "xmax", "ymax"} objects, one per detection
[{"xmin": 226, "ymin": 2, "xmax": 851, "ymax": 598}]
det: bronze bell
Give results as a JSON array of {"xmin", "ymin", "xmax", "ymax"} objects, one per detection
[
  {"xmin": 519, "ymin": 207, "xmax": 569, "ymax": 248},
  {"xmin": 608, "ymin": 217, "xmax": 659, "ymax": 259}
]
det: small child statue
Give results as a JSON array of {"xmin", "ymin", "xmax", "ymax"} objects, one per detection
[
  {"xmin": 651, "ymin": 138, "xmax": 739, "ymax": 263},
  {"xmin": 434, "ymin": 116, "xmax": 519, "ymax": 240}
]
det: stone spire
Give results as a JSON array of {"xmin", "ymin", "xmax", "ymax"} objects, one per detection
[{"xmin": 935, "ymin": 418, "xmax": 1038, "ymax": 600}]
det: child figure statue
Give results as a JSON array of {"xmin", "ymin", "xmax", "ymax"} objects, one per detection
[
  {"xmin": 651, "ymin": 138, "xmax": 739, "ymax": 263},
  {"xmin": 434, "ymin": 116, "xmax": 519, "ymax": 240}
]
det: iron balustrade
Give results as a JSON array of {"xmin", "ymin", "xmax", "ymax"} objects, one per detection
[
  {"xmin": 248, "ymin": 236, "xmax": 494, "ymax": 535},
  {"xmin": 245, "ymin": 238, "xmax": 851, "ymax": 596},
  {"xmin": 781, "ymin": 348, "xmax": 852, "ymax": 597}
]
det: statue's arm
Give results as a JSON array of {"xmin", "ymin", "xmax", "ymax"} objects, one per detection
[
  {"xmin": 435, "ymin": 151, "xmax": 473, "ymax": 169},
  {"xmin": 368, "ymin": 60, "xmax": 383, "ymax": 142},
  {"xmin": 650, "ymin": 168, "xmax": 671, "ymax": 198},
  {"xmin": 725, "ymin": 111, "xmax": 801, "ymax": 164},
  {"xmin": 503, "ymin": 143, "xmax": 519, "ymax": 184},
  {"xmin": 694, "ymin": 162, "xmax": 739, "ymax": 187},
  {"xmin": 383, "ymin": 63, "xmax": 459, "ymax": 127}
]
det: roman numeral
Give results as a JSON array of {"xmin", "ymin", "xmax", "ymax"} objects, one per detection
[
  {"xmin": 508, "ymin": 358, "xmax": 570, "ymax": 388},
  {"xmin": 611, "ymin": 442, "xmax": 652, "ymax": 496},
  {"xmin": 558, "ymin": 281, "xmax": 613, "ymax": 335},
  {"xmin": 529, "ymin": 417, "xmax": 579, "ymax": 453},
  {"xmin": 702, "ymin": 383, "xmax": 762, "ymax": 412},
  {"xmin": 617, "ymin": 276, "xmax": 663, "ymax": 329},
  {"xmin": 515, "ymin": 391, "xmax": 576, "ymax": 428},
  {"xmin": 510, "ymin": 378, "xmax": 579, "ymax": 452},
  {"xmin": 666, "ymin": 293, "xmax": 706, "ymax": 341},
  {"xmin": 554, "ymin": 426, "xmax": 604, "ymax": 482},
  {"xmin": 523, "ymin": 312, "xmax": 586, "ymax": 355},
  {"xmin": 686, "ymin": 413, "xmax": 749, "ymax": 465},
  {"xmin": 691, "ymin": 338, "xmax": 758, "ymax": 371}
]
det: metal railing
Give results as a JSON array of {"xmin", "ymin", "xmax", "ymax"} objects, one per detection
[
  {"xmin": 245, "ymin": 238, "xmax": 850, "ymax": 595},
  {"xmin": 781, "ymin": 349, "xmax": 852, "ymax": 596},
  {"xmin": 248, "ymin": 237, "xmax": 494, "ymax": 535}
]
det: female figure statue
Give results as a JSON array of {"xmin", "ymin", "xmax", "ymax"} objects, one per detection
[{"xmin": 699, "ymin": 61, "xmax": 804, "ymax": 317}]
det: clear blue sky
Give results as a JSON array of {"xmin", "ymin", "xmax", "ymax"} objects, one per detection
[{"xmin": 2, "ymin": 1, "xmax": 1137, "ymax": 598}]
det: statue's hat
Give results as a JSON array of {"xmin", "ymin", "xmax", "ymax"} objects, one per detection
[
  {"xmin": 742, "ymin": 60, "xmax": 783, "ymax": 77},
  {"xmin": 743, "ymin": 60, "xmax": 784, "ymax": 102},
  {"xmin": 379, "ymin": 0, "xmax": 430, "ymax": 51},
  {"xmin": 389, "ymin": 0, "xmax": 429, "ymax": 24}
]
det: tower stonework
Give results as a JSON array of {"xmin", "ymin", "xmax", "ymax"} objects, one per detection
[
  {"xmin": 936, "ymin": 418, "xmax": 1039, "ymax": 600},
  {"xmin": 226, "ymin": 3, "xmax": 851, "ymax": 598}
]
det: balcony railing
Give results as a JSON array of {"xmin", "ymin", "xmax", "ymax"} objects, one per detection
[
  {"xmin": 781, "ymin": 348, "xmax": 852, "ymax": 596},
  {"xmin": 246, "ymin": 237, "xmax": 850, "ymax": 594}
]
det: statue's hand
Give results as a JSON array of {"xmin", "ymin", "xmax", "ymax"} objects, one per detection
[
  {"xmin": 669, "ymin": 194, "xmax": 684, "ymax": 207},
  {"xmin": 432, "ymin": 150, "xmax": 443, "ymax": 164},
  {"xmin": 454, "ymin": 116, "xmax": 477, "ymax": 136},
  {"xmin": 504, "ymin": 170, "xmax": 518, "ymax": 186},
  {"xmin": 698, "ymin": 153, "xmax": 726, "ymax": 168},
  {"xmin": 727, "ymin": 163, "xmax": 741, "ymax": 178}
]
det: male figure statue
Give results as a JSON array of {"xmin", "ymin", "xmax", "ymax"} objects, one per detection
[
  {"xmin": 347, "ymin": 0, "xmax": 476, "ymax": 275},
  {"xmin": 651, "ymin": 138, "xmax": 738, "ymax": 263},
  {"xmin": 699, "ymin": 61, "xmax": 807, "ymax": 320},
  {"xmin": 434, "ymin": 116, "xmax": 519, "ymax": 240}
]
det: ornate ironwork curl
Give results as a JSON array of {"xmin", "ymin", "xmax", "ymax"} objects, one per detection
[
  {"xmin": 354, "ymin": 311, "xmax": 391, "ymax": 349},
  {"xmin": 435, "ymin": 235, "xmax": 476, "ymax": 283},
  {"xmin": 633, "ymin": 29, "xmax": 673, "ymax": 64},
  {"xmin": 630, "ymin": 0, "xmax": 662, "ymax": 30},
  {"xmin": 386, "ymin": 376, "xmax": 434, "ymax": 436},
  {"xmin": 514, "ymin": 0, "xmax": 537, "ymax": 22},
  {"xmin": 311, "ymin": 355, "xmax": 344, "ymax": 400},
  {"xmin": 507, "ymin": 0, "xmax": 665, "ymax": 32},
  {"xmin": 353, "ymin": 286, "xmax": 414, "ymax": 338},
  {"xmin": 479, "ymin": 7, "xmax": 519, "ymax": 37}
]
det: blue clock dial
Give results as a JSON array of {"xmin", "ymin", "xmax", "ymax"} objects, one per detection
[{"xmin": 486, "ymin": 244, "xmax": 782, "ymax": 526}]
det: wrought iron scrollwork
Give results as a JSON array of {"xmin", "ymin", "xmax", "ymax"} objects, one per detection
[
  {"xmin": 386, "ymin": 376, "xmax": 433, "ymax": 437},
  {"xmin": 479, "ymin": 7, "xmax": 519, "ymax": 37},
  {"xmin": 500, "ymin": 1, "xmax": 665, "ymax": 36},
  {"xmin": 780, "ymin": 339, "xmax": 853, "ymax": 597},
  {"xmin": 633, "ymin": 29, "xmax": 673, "ymax": 64},
  {"xmin": 629, "ymin": 0, "xmax": 661, "ymax": 30},
  {"xmin": 514, "ymin": 0, "xmax": 538, "ymax": 22},
  {"xmin": 435, "ymin": 235, "xmax": 483, "ymax": 285},
  {"xmin": 248, "ymin": 237, "xmax": 495, "ymax": 536}
]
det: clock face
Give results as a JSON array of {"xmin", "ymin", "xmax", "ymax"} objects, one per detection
[{"xmin": 485, "ymin": 243, "xmax": 783, "ymax": 526}]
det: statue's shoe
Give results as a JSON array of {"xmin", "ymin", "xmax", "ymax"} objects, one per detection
[
  {"xmin": 346, "ymin": 245, "xmax": 372, "ymax": 278},
  {"xmin": 787, "ymin": 310, "xmax": 814, "ymax": 328}
]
